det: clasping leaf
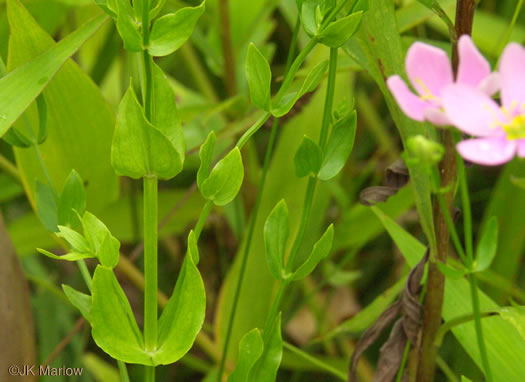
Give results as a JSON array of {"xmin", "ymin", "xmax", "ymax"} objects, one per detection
[
  {"xmin": 294, "ymin": 135, "xmax": 322, "ymax": 178},
  {"xmin": 246, "ymin": 43, "xmax": 272, "ymax": 111},
  {"xmin": 318, "ymin": 11, "xmax": 363, "ymax": 48},
  {"xmin": 264, "ymin": 200, "xmax": 289, "ymax": 280}
]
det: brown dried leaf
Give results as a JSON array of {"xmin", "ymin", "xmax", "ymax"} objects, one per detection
[{"xmin": 359, "ymin": 159, "xmax": 410, "ymax": 206}]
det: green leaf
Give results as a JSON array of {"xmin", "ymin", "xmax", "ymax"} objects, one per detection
[
  {"xmin": 95, "ymin": 0, "xmax": 118, "ymax": 17},
  {"xmin": 91, "ymin": 265, "xmax": 151, "ymax": 364},
  {"xmin": 36, "ymin": 94, "xmax": 48, "ymax": 144},
  {"xmin": 188, "ymin": 230, "xmax": 200, "ymax": 265},
  {"xmin": 111, "ymin": 84, "xmax": 183, "ymax": 180},
  {"xmin": 58, "ymin": 169, "xmax": 86, "ymax": 227},
  {"xmin": 291, "ymin": 224, "xmax": 334, "ymax": 280},
  {"xmin": 294, "ymin": 135, "xmax": 322, "ymax": 178},
  {"xmin": 264, "ymin": 200, "xmax": 289, "ymax": 281},
  {"xmin": 0, "ymin": 1, "xmax": 107, "ymax": 137},
  {"xmin": 318, "ymin": 12, "xmax": 363, "ymax": 48},
  {"xmin": 246, "ymin": 43, "xmax": 272, "ymax": 111},
  {"xmin": 318, "ymin": 110, "xmax": 357, "ymax": 180},
  {"xmin": 228, "ymin": 329, "xmax": 264, "ymax": 382},
  {"xmin": 461, "ymin": 377, "xmax": 473, "ymax": 382},
  {"xmin": 150, "ymin": 61, "xmax": 185, "ymax": 163},
  {"xmin": 115, "ymin": 0, "xmax": 142, "ymax": 52},
  {"xmin": 271, "ymin": 60, "xmax": 328, "ymax": 117},
  {"xmin": 37, "ymin": 248, "xmax": 94, "ymax": 262},
  {"xmin": 62, "ymin": 284, "xmax": 91, "ymax": 321},
  {"xmin": 197, "ymin": 131, "xmax": 216, "ymax": 190},
  {"xmin": 36, "ymin": 181, "xmax": 59, "ymax": 232},
  {"xmin": 148, "ymin": 2, "xmax": 205, "ymax": 56},
  {"xmin": 7, "ymin": 0, "xmax": 118, "ymax": 215},
  {"xmin": 301, "ymin": 0, "xmax": 319, "ymax": 36},
  {"xmin": 81, "ymin": 212, "xmax": 120, "ymax": 269},
  {"xmin": 201, "ymin": 148, "xmax": 244, "ymax": 206},
  {"xmin": 437, "ymin": 262, "xmax": 466, "ymax": 279},
  {"xmin": 249, "ymin": 313, "xmax": 283, "ymax": 381},
  {"xmin": 371, "ymin": 206, "xmax": 525, "ymax": 380},
  {"xmin": 154, "ymin": 250, "xmax": 206, "ymax": 364},
  {"xmin": 56, "ymin": 225, "xmax": 91, "ymax": 253},
  {"xmin": 473, "ymin": 216, "xmax": 498, "ymax": 272},
  {"xmin": 499, "ymin": 306, "xmax": 525, "ymax": 342}
]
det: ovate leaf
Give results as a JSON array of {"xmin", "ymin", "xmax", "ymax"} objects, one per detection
[
  {"xmin": 200, "ymin": 148, "xmax": 244, "ymax": 206},
  {"xmin": 473, "ymin": 216, "xmax": 498, "ymax": 272},
  {"xmin": 115, "ymin": 0, "xmax": 142, "ymax": 52},
  {"xmin": 148, "ymin": 2, "xmax": 205, "ymax": 56},
  {"xmin": 264, "ymin": 200, "xmax": 289, "ymax": 280},
  {"xmin": 294, "ymin": 135, "xmax": 322, "ymax": 177},
  {"xmin": 291, "ymin": 224, "xmax": 334, "ymax": 280},
  {"xmin": 318, "ymin": 110, "xmax": 357, "ymax": 180},
  {"xmin": 246, "ymin": 43, "xmax": 272, "ymax": 111},
  {"xmin": 271, "ymin": 60, "xmax": 328, "ymax": 117},
  {"xmin": 154, "ymin": 251, "xmax": 206, "ymax": 364},
  {"xmin": 58, "ymin": 169, "xmax": 86, "ymax": 227},
  {"xmin": 248, "ymin": 313, "xmax": 283, "ymax": 381},
  {"xmin": 81, "ymin": 211, "xmax": 120, "ymax": 269},
  {"xmin": 228, "ymin": 329, "xmax": 264, "ymax": 382},
  {"xmin": 91, "ymin": 266, "xmax": 151, "ymax": 364},
  {"xmin": 318, "ymin": 12, "xmax": 363, "ymax": 48},
  {"xmin": 111, "ymin": 84, "xmax": 183, "ymax": 180},
  {"xmin": 197, "ymin": 131, "xmax": 216, "ymax": 190},
  {"xmin": 62, "ymin": 284, "xmax": 91, "ymax": 321}
]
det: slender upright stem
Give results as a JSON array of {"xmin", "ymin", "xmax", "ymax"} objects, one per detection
[
  {"xmin": 0, "ymin": 154, "xmax": 21, "ymax": 182},
  {"xmin": 218, "ymin": 0, "xmax": 237, "ymax": 96},
  {"xmin": 262, "ymin": 47, "xmax": 339, "ymax": 342},
  {"xmin": 194, "ymin": 200, "xmax": 213, "ymax": 241},
  {"xmin": 143, "ymin": 175, "xmax": 158, "ymax": 353},
  {"xmin": 417, "ymin": 1, "xmax": 475, "ymax": 379},
  {"xmin": 216, "ymin": 17, "xmax": 303, "ymax": 381}
]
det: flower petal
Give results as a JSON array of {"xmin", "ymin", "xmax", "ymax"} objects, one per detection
[
  {"xmin": 457, "ymin": 35, "xmax": 491, "ymax": 87},
  {"xmin": 423, "ymin": 108, "xmax": 450, "ymax": 126},
  {"xmin": 499, "ymin": 43, "xmax": 525, "ymax": 108},
  {"xmin": 517, "ymin": 139, "xmax": 525, "ymax": 157},
  {"xmin": 478, "ymin": 72, "xmax": 500, "ymax": 96},
  {"xmin": 457, "ymin": 137, "xmax": 516, "ymax": 166},
  {"xmin": 442, "ymin": 84, "xmax": 505, "ymax": 137},
  {"xmin": 406, "ymin": 42, "xmax": 453, "ymax": 98},
  {"xmin": 387, "ymin": 75, "xmax": 429, "ymax": 121}
]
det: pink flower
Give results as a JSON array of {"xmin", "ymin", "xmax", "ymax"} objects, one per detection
[
  {"xmin": 441, "ymin": 43, "xmax": 525, "ymax": 166},
  {"xmin": 387, "ymin": 35, "xmax": 498, "ymax": 126}
]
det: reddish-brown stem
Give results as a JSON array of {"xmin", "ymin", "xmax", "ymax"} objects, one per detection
[
  {"xmin": 416, "ymin": 1, "xmax": 475, "ymax": 381},
  {"xmin": 219, "ymin": 0, "xmax": 237, "ymax": 96}
]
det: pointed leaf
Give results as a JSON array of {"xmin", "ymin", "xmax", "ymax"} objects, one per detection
[
  {"xmin": 248, "ymin": 313, "xmax": 283, "ymax": 381},
  {"xmin": 197, "ymin": 131, "xmax": 216, "ymax": 190},
  {"xmin": 318, "ymin": 110, "xmax": 357, "ymax": 180},
  {"xmin": 271, "ymin": 60, "xmax": 328, "ymax": 117},
  {"xmin": 56, "ymin": 225, "xmax": 91, "ymax": 253},
  {"xmin": 318, "ymin": 12, "xmax": 363, "ymax": 48},
  {"xmin": 264, "ymin": 200, "xmax": 289, "ymax": 281},
  {"xmin": 80, "ymin": 211, "xmax": 120, "ymax": 268},
  {"xmin": 62, "ymin": 284, "xmax": 91, "ymax": 321},
  {"xmin": 201, "ymin": 148, "xmax": 244, "ymax": 206},
  {"xmin": 228, "ymin": 328, "xmax": 264, "ymax": 382},
  {"xmin": 58, "ymin": 169, "xmax": 86, "ymax": 227},
  {"xmin": 91, "ymin": 265, "xmax": 150, "ymax": 364},
  {"xmin": 188, "ymin": 230, "xmax": 200, "ymax": 265},
  {"xmin": 437, "ymin": 262, "xmax": 467, "ymax": 280},
  {"xmin": 294, "ymin": 135, "xmax": 322, "ymax": 177},
  {"xmin": 154, "ymin": 251, "xmax": 206, "ymax": 364},
  {"xmin": 246, "ymin": 43, "xmax": 272, "ymax": 111},
  {"xmin": 0, "ymin": 2, "xmax": 107, "ymax": 137},
  {"xmin": 115, "ymin": 0, "xmax": 142, "ymax": 52},
  {"xmin": 37, "ymin": 248, "xmax": 94, "ymax": 262},
  {"xmin": 292, "ymin": 224, "xmax": 334, "ymax": 280},
  {"xmin": 111, "ymin": 84, "xmax": 183, "ymax": 180},
  {"xmin": 148, "ymin": 2, "xmax": 205, "ymax": 56},
  {"xmin": 474, "ymin": 216, "xmax": 498, "ymax": 272}
]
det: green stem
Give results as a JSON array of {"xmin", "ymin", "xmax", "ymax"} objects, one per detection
[
  {"xmin": 143, "ymin": 175, "xmax": 158, "ymax": 353},
  {"xmin": 194, "ymin": 200, "xmax": 213, "ymax": 241},
  {"xmin": 262, "ymin": 46, "xmax": 339, "ymax": 341},
  {"xmin": 145, "ymin": 366, "xmax": 155, "ymax": 382},
  {"xmin": 117, "ymin": 361, "xmax": 130, "ymax": 382},
  {"xmin": 0, "ymin": 153, "xmax": 20, "ymax": 181},
  {"xmin": 456, "ymin": 154, "xmax": 492, "ymax": 381},
  {"xmin": 236, "ymin": 112, "xmax": 271, "ymax": 150},
  {"xmin": 283, "ymin": 342, "xmax": 347, "ymax": 381},
  {"xmin": 216, "ymin": 18, "xmax": 302, "ymax": 381},
  {"xmin": 435, "ymin": 310, "xmax": 497, "ymax": 348}
]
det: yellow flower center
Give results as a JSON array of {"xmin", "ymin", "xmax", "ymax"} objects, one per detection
[{"xmin": 502, "ymin": 115, "xmax": 525, "ymax": 140}]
